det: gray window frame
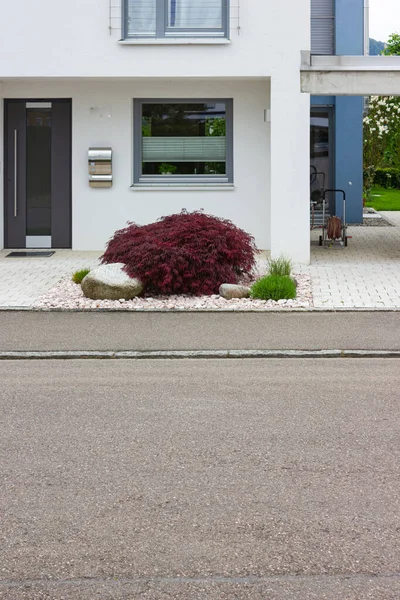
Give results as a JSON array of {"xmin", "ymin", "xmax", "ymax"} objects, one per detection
[
  {"xmin": 123, "ymin": 0, "xmax": 230, "ymax": 39},
  {"xmin": 133, "ymin": 99, "xmax": 234, "ymax": 185}
]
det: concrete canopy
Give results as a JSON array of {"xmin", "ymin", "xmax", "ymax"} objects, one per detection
[{"xmin": 301, "ymin": 55, "xmax": 400, "ymax": 96}]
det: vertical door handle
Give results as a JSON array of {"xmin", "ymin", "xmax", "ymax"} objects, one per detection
[{"xmin": 14, "ymin": 129, "xmax": 18, "ymax": 217}]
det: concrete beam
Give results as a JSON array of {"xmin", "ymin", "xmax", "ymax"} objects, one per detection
[
  {"xmin": 301, "ymin": 55, "xmax": 400, "ymax": 96},
  {"xmin": 301, "ymin": 70, "xmax": 400, "ymax": 96}
]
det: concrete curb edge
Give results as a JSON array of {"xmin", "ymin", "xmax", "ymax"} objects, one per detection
[
  {"xmin": 1, "ymin": 306, "xmax": 400, "ymax": 313},
  {"xmin": 0, "ymin": 350, "xmax": 400, "ymax": 360}
]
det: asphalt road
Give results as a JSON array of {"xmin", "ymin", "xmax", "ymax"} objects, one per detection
[
  {"xmin": 0, "ymin": 311, "xmax": 399, "ymax": 351},
  {"xmin": 1, "ymin": 358, "xmax": 399, "ymax": 599}
]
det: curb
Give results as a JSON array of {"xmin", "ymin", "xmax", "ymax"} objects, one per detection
[
  {"xmin": 0, "ymin": 350, "xmax": 400, "ymax": 360},
  {"xmin": 0, "ymin": 307, "xmax": 400, "ymax": 313}
]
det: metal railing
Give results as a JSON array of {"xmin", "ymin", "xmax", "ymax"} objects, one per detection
[{"xmin": 108, "ymin": 0, "xmax": 241, "ymax": 36}]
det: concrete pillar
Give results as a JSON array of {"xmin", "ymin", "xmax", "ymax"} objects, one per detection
[{"xmin": 270, "ymin": 75, "xmax": 311, "ymax": 264}]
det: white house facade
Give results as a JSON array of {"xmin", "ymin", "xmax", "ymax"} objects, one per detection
[{"xmin": 0, "ymin": 0, "xmax": 311, "ymax": 261}]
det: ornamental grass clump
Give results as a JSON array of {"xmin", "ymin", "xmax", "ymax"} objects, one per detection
[
  {"xmin": 72, "ymin": 268, "xmax": 90, "ymax": 284},
  {"xmin": 101, "ymin": 211, "xmax": 256, "ymax": 295},
  {"xmin": 250, "ymin": 274, "xmax": 297, "ymax": 302},
  {"xmin": 268, "ymin": 256, "xmax": 292, "ymax": 278}
]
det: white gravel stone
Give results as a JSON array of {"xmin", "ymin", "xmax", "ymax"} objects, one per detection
[{"xmin": 32, "ymin": 272, "xmax": 313, "ymax": 312}]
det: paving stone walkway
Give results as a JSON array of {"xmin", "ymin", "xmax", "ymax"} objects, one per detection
[
  {"xmin": 0, "ymin": 212, "xmax": 399, "ymax": 310},
  {"xmin": 0, "ymin": 250, "xmax": 100, "ymax": 308},
  {"xmin": 309, "ymin": 212, "xmax": 400, "ymax": 309}
]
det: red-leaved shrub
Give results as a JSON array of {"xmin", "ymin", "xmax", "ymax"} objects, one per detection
[{"xmin": 101, "ymin": 211, "xmax": 257, "ymax": 295}]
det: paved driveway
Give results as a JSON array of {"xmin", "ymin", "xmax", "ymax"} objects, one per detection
[
  {"xmin": 309, "ymin": 212, "xmax": 400, "ymax": 308},
  {"xmin": 0, "ymin": 212, "xmax": 399, "ymax": 309},
  {"xmin": 0, "ymin": 250, "xmax": 100, "ymax": 308}
]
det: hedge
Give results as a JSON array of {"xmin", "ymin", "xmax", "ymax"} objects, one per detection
[{"xmin": 373, "ymin": 168, "xmax": 400, "ymax": 189}]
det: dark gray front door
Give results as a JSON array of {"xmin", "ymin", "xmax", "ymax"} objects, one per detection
[{"xmin": 4, "ymin": 100, "xmax": 72, "ymax": 248}]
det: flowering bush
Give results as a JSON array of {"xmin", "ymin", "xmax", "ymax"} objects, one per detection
[
  {"xmin": 363, "ymin": 33, "xmax": 400, "ymax": 195},
  {"xmin": 364, "ymin": 96, "xmax": 400, "ymax": 170},
  {"xmin": 363, "ymin": 96, "xmax": 400, "ymax": 196},
  {"xmin": 101, "ymin": 211, "xmax": 257, "ymax": 295}
]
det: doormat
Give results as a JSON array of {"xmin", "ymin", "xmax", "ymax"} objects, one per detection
[{"xmin": 6, "ymin": 251, "xmax": 55, "ymax": 258}]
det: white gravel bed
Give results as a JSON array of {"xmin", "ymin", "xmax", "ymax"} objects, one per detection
[{"xmin": 32, "ymin": 273, "xmax": 313, "ymax": 311}]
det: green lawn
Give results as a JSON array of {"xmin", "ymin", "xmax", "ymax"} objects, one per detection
[{"xmin": 366, "ymin": 187, "xmax": 400, "ymax": 211}]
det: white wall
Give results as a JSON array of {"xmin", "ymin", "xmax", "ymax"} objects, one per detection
[
  {"xmin": 1, "ymin": 79, "xmax": 271, "ymax": 251},
  {"xmin": 270, "ymin": 75, "xmax": 310, "ymax": 263},
  {"xmin": 0, "ymin": 0, "xmax": 309, "ymax": 79},
  {"xmin": 0, "ymin": 0, "xmax": 312, "ymax": 261},
  {"xmin": 269, "ymin": 0, "xmax": 311, "ymax": 263}
]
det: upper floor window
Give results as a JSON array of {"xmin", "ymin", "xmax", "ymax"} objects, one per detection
[{"xmin": 123, "ymin": 0, "xmax": 229, "ymax": 39}]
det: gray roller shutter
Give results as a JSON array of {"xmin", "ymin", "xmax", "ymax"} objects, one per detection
[{"xmin": 311, "ymin": 0, "xmax": 334, "ymax": 55}]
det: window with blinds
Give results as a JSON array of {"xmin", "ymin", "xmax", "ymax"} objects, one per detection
[
  {"xmin": 124, "ymin": 0, "xmax": 229, "ymax": 38},
  {"xmin": 134, "ymin": 100, "xmax": 233, "ymax": 184},
  {"xmin": 311, "ymin": 0, "xmax": 335, "ymax": 55}
]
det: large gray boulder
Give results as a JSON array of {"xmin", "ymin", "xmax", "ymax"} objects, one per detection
[
  {"xmin": 219, "ymin": 283, "xmax": 250, "ymax": 300},
  {"xmin": 81, "ymin": 263, "xmax": 144, "ymax": 300}
]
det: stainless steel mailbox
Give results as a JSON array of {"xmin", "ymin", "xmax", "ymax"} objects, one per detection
[{"xmin": 88, "ymin": 148, "xmax": 112, "ymax": 188}]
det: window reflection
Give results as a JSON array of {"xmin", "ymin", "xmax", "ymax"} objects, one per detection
[{"xmin": 310, "ymin": 111, "xmax": 330, "ymax": 205}]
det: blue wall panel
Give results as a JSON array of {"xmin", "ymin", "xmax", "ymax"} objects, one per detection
[
  {"xmin": 335, "ymin": 96, "xmax": 364, "ymax": 223},
  {"xmin": 309, "ymin": 1, "xmax": 364, "ymax": 223},
  {"xmin": 311, "ymin": 96, "xmax": 335, "ymax": 106},
  {"xmin": 334, "ymin": 0, "xmax": 364, "ymax": 222},
  {"xmin": 335, "ymin": 0, "xmax": 364, "ymax": 56}
]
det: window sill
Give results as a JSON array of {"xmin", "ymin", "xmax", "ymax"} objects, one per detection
[
  {"xmin": 119, "ymin": 38, "xmax": 231, "ymax": 45},
  {"xmin": 131, "ymin": 184, "xmax": 235, "ymax": 191}
]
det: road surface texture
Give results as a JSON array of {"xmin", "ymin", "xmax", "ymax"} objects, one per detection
[
  {"xmin": 0, "ymin": 358, "xmax": 399, "ymax": 599},
  {"xmin": 0, "ymin": 311, "xmax": 400, "ymax": 352}
]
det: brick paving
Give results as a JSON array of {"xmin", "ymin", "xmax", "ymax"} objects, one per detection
[
  {"xmin": 309, "ymin": 212, "xmax": 400, "ymax": 309},
  {"xmin": 0, "ymin": 212, "xmax": 399, "ymax": 310},
  {"xmin": 0, "ymin": 250, "xmax": 100, "ymax": 308}
]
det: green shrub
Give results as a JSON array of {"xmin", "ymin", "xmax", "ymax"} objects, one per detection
[
  {"xmin": 373, "ymin": 168, "xmax": 400, "ymax": 189},
  {"xmin": 268, "ymin": 256, "xmax": 292, "ymax": 277},
  {"xmin": 250, "ymin": 275, "xmax": 297, "ymax": 301},
  {"xmin": 72, "ymin": 268, "xmax": 90, "ymax": 284},
  {"xmin": 158, "ymin": 163, "xmax": 177, "ymax": 175}
]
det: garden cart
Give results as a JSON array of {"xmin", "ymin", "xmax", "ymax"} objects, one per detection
[{"xmin": 318, "ymin": 189, "xmax": 349, "ymax": 247}]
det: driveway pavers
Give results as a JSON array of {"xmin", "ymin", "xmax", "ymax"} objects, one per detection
[
  {"xmin": 0, "ymin": 250, "xmax": 100, "ymax": 307},
  {"xmin": 309, "ymin": 212, "xmax": 400, "ymax": 308},
  {"xmin": 0, "ymin": 212, "xmax": 399, "ymax": 309}
]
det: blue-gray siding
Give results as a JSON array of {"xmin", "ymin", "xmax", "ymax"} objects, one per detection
[{"xmin": 311, "ymin": 0, "xmax": 364, "ymax": 224}]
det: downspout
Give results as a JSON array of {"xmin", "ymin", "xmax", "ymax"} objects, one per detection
[
  {"xmin": 364, "ymin": 0, "xmax": 369, "ymax": 55},
  {"xmin": 363, "ymin": 0, "xmax": 370, "ymax": 157}
]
